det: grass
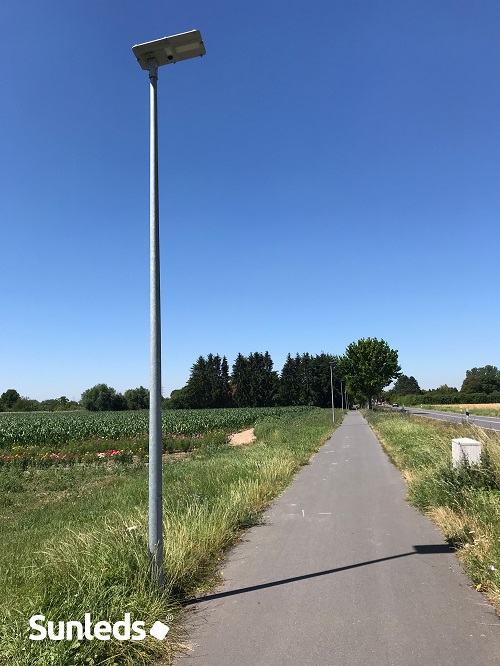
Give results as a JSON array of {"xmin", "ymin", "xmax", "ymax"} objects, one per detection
[
  {"xmin": 0, "ymin": 407, "xmax": 340, "ymax": 666},
  {"xmin": 365, "ymin": 410, "xmax": 500, "ymax": 613},
  {"xmin": 424, "ymin": 404, "xmax": 500, "ymax": 417}
]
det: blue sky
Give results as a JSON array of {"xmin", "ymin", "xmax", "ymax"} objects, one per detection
[{"xmin": 1, "ymin": 0, "xmax": 499, "ymax": 401}]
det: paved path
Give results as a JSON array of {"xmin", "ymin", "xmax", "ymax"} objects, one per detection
[{"xmin": 175, "ymin": 411, "xmax": 500, "ymax": 666}]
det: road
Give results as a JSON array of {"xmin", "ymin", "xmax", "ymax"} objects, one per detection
[
  {"xmin": 174, "ymin": 411, "xmax": 500, "ymax": 666},
  {"xmin": 397, "ymin": 407, "xmax": 500, "ymax": 432}
]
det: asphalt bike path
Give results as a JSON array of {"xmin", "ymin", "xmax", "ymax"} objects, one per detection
[{"xmin": 174, "ymin": 411, "xmax": 500, "ymax": 666}]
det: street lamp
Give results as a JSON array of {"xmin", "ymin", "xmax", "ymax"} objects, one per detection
[
  {"xmin": 329, "ymin": 363, "xmax": 335, "ymax": 424},
  {"xmin": 132, "ymin": 30, "xmax": 206, "ymax": 590}
]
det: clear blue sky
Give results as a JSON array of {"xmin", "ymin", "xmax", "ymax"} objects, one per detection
[{"xmin": 1, "ymin": 1, "xmax": 499, "ymax": 402}]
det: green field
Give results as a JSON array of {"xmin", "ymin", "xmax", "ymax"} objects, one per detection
[
  {"xmin": 0, "ymin": 406, "xmax": 314, "ymax": 468},
  {"xmin": 0, "ymin": 407, "xmax": 340, "ymax": 666}
]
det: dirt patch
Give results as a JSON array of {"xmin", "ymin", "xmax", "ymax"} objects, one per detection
[{"xmin": 229, "ymin": 428, "xmax": 256, "ymax": 446}]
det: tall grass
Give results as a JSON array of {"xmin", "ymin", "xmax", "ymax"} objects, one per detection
[
  {"xmin": 0, "ymin": 408, "xmax": 339, "ymax": 666},
  {"xmin": 424, "ymin": 404, "xmax": 500, "ymax": 417},
  {"xmin": 366, "ymin": 411, "xmax": 500, "ymax": 612}
]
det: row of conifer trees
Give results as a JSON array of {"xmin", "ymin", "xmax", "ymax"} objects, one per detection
[{"xmin": 166, "ymin": 351, "xmax": 346, "ymax": 409}]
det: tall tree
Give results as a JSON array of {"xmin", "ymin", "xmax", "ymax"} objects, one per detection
[
  {"xmin": 311, "ymin": 353, "xmax": 343, "ymax": 408},
  {"xmin": 392, "ymin": 375, "xmax": 421, "ymax": 395},
  {"xmin": 231, "ymin": 352, "xmax": 278, "ymax": 407},
  {"xmin": 231, "ymin": 353, "xmax": 251, "ymax": 407},
  {"xmin": 278, "ymin": 353, "xmax": 301, "ymax": 405},
  {"xmin": 1, "ymin": 389, "xmax": 20, "ymax": 409},
  {"xmin": 461, "ymin": 366, "xmax": 500, "ymax": 394},
  {"xmin": 186, "ymin": 356, "xmax": 212, "ymax": 408},
  {"xmin": 342, "ymin": 338, "xmax": 401, "ymax": 409}
]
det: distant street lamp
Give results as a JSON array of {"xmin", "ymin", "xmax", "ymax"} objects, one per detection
[
  {"xmin": 329, "ymin": 363, "xmax": 335, "ymax": 423},
  {"xmin": 132, "ymin": 30, "xmax": 206, "ymax": 590}
]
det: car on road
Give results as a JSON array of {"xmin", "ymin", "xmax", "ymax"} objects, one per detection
[{"xmin": 392, "ymin": 402, "xmax": 398, "ymax": 407}]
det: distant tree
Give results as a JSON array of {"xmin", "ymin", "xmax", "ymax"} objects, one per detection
[
  {"xmin": 461, "ymin": 366, "xmax": 500, "ymax": 395},
  {"xmin": 392, "ymin": 375, "xmax": 421, "ymax": 395},
  {"xmin": 269, "ymin": 352, "xmax": 344, "ymax": 407},
  {"xmin": 231, "ymin": 353, "xmax": 252, "ymax": 407},
  {"xmin": 231, "ymin": 352, "xmax": 278, "ymax": 407},
  {"xmin": 81, "ymin": 384, "xmax": 126, "ymax": 411},
  {"xmin": 12, "ymin": 397, "xmax": 40, "ymax": 412},
  {"xmin": 185, "ymin": 356, "xmax": 211, "ymax": 408},
  {"xmin": 124, "ymin": 386, "xmax": 149, "ymax": 410},
  {"xmin": 40, "ymin": 399, "xmax": 59, "ymax": 411},
  {"xmin": 278, "ymin": 353, "xmax": 301, "ymax": 405},
  {"xmin": 1, "ymin": 389, "xmax": 20, "ymax": 409},
  {"xmin": 39, "ymin": 397, "xmax": 80, "ymax": 411},
  {"xmin": 206, "ymin": 353, "xmax": 232, "ymax": 408},
  {"xmin": 425, "ymin": 384, "xmax": 458, "ymax": 394},
  {"xmin": 166, "ymin": 386, "xmax": 191, "ymax": 409},
  {"xmin": 342, "ymin": 338, "xmax": 401, "ymax": 409},
  {"xmin": 248, "ymin": 352, "xmax": 278, "ymax": 406},
  {"xmin": 312, "ymin": 353, "xmax": 344, "ymax": 408}
]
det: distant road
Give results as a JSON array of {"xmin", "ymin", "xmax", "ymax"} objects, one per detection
[{"xmin": 395, "ymin": 407, "xmax": 500, "ymax": 432}]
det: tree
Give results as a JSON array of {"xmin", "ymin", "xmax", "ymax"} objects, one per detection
[
  {"xmin": 1, "ymin": 389, "xmax": 20, "ymax": 409},
  {"xmin": 342, "ymin": 338, "xmax": 401, "ymax": 409},
  {"xmin": 311, "ymin": 353, "xmax": 344, "ymax": 408},
  {"xmin": 12, "ymin": 397, "xmax": 40, "ymax": 412},
  {"xmin": 392, "ymin": 375, "xmax": 421, "ymax": 395},
  {"xmin": 182, "ymin": 354, "xmax": 232, "ymax": 408},
  {"xmin": 231, "ymin": 352, "xmax": 278, "ymax": 407},
  {"xmin": 124, "ymin": 386, "xmax": 149, "ymax": 410},
  {"xmin": 231, "ymin": 353, "xmax": 252, "ymax": 407},
  {"xmin": 186, "ymin": 356, "xmax": 211, "ymax": 408},
  {"xmin": 80, "ymin": 384, "xmax": 126, "ymax": 411},
  {"xmin": 166, "ymin": 386, "xmax": 191, "ymax": 409},
  {"xmin": 277, "ymin": 353, "xmax": 301, "ymax": 405},
  {"xmin": 461, "ymin": 366, "xmax": 500, "ymax": 395}
]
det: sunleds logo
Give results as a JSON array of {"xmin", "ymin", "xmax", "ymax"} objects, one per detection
[{"xmin": 29, "ymin": 613, "xmax": 170, "ymax": 642}]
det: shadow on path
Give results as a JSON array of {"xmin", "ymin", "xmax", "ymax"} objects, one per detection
[{"xmin": 183, "ymin": 544, "xmax": 454, "ymax": 607}]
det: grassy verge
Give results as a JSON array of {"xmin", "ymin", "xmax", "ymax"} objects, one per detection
[
  {"xmin": 424, "ymin": 404, "xmax": 500, "ymax": 417},
  {"xmin": 365, "ymin": 410, "xmax": 500, "ymax": 612},
  {"xmin": 0, "ymin": 408, "xmax": 340, "ymax": 666}
]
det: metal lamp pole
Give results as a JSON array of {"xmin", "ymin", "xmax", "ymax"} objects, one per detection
[
  {"xmin": 329, "ymin": 363, "xmax": 335, "ymax": 423},
  {"xmin": 132, "ymin": 31, "xmax": 206, "ymax": 590},
  {"xmin": 148, "ymin": 55, "xmax": 164, "ymax": 589}
]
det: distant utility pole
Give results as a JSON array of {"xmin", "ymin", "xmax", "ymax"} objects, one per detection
[{"xmin": 329, "ymin": 363, "xmax": 335, "ymax": 423}]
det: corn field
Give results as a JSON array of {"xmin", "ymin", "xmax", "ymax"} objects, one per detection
[{"xmin": 0, "ymin": 406, "xmax": 315, "ymax": 449}]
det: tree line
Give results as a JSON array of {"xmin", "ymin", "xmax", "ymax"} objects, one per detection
[
  {"xmin": 166, "ymin": 352, "xmax": 346, "ymax": 409},
  {"xmin": 386, "ymin": 365, "xmax": 500, "ymax": 405},
  {"xmin": 168, "ymin": 338, "xmax": 402, "ymax": 409},
  {"xmin": 4, "ymin": 339, "xmax": 497, "ymax": 413}
]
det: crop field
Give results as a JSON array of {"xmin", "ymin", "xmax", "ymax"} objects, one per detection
[
  {"xmin": 0, "ymin": 407, "xmax": 337, "ymax": 666},
  {"xmin": 0, "ymin": 407, "xmax": 315, "ymax": 468}
]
